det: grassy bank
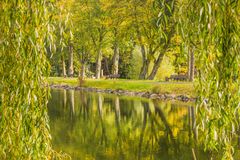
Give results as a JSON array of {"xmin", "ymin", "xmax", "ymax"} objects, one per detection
[{"xmin": 48, "ymin": 77, "xmax": 195, "ymax": 96}]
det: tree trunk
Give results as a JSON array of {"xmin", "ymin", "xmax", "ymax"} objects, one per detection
[
  {"xmin": 68, "ymin": 42, "xmax": 74, "ymax": 77},
  {"xmin": 112, "ymin": 43, "xmax": 119, "ymax": 75},
  {"xmin": 138, "ymin": 45, "xmax": 149, "ymax": 80},
  {"xmin": 189, "ymin": 47, "xmax": 195, "ymax": 81},
  {"xmin": 188, "ymin": 48, "xmax": 191, "ymax": 79},
  {"xmin": 139, "ymin": 57, "xmax": 150, "ymax": 79},
  {"xmin": 147, "ymin": 26, "xmax": 175, "ymax": 80},
  {"xmin": 135, "ymin": 23, "xmax": 148, "ymax": 79},
  {"xmin": 134, "ymin": 9, "xmax": 148, "ymax": 80},
  {"xmin": 79, "ymin": 63, "xmax": 86, "ymax": 79},
  {"xmin": 104, "ymin": 57, "xmax": 110, "ymax": 75},
  {"xmin": 95, "ymin": 49, "xmax": 102, "ymax": 79},
  {"xmin": 62, "ymin": 55, "xmax": 67, "ymax": 77},
  {"xmin": 147, "ymin": 53, "xmax": 164, "ymax": 80}
]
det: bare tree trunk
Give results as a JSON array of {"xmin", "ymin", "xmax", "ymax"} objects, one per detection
[
  {"xmin": 147, "ymin": 53, "xmax": 164, "ymax": 80},
  {"xmin": 112, "ymin": 43, "xmax": 119, "ymax": 75},
  {"xmin": 62, "ymin": 55, "xmax": 67, "ymax": 77},
  {"xmin": 95, "ymin": 49, "xmax": 102, "ymax": 79},
  {"xmin": 68, "ymin": 42, "xmax": 74, "ymax": 77},
  {"xmin": 189, "ymin": 47, "xmax": 195, "ymax": 81}
]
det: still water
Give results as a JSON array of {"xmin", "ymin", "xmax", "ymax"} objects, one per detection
[{"xmin": 48, "ymin": 89, "xmax": 210, "ymax": 160}]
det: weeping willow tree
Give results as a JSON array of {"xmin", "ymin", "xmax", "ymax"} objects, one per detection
[
  {"xmin": 0, "ymin": 1, "xmax": 69, "ymax": 159},
  {"xmin": 179, "ymin": 0, "xmax": 240, "ymax": 159}
]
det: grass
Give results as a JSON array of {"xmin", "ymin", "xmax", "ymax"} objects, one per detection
[{"xmin": 48, "ymin": 77, "xmax": 196, "ymax": 96}]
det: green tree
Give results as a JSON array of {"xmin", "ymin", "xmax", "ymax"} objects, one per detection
[
  {"xmin": 105, "ymin": 0, "xmax": 136, "ymax": 77},
  {"xmin": 51, "ymin": 0, "xmax": 75, "ymax": 77},
  {"xmin": 181, "ymin": 0, "xmax": 240, "ymax": 158},
  {"xmin": 88, "ymin": 0, "xmax": 110, "ymax": 79},
  {"xmin": 0, "ymin": 0, "xmax": 69, "ymax": 159},
  {"xmin": 127, "ymin": 0, "xmax": 176, "ymax": 80},
  {"xmin": 72, "ymin": 0, "xmax": 96, "ymax": 78}
]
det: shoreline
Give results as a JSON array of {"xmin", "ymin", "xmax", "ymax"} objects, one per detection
[{"xmin": 48, "ymin": 84, "xmax": 196, "ymax": 102}]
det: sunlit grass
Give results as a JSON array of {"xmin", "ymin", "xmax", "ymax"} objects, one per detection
[{"xmin": 48, "ymin": 77, "xmax": 195, "ymax": 96}]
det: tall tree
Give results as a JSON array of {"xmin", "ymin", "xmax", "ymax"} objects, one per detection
[
  {"xmin": 53, "ymin": 0, "xmax": 75, "ymax": 77},
  {"xmin": 128, "ymin": 0, "xmax": 176, "ymax": 80},
  {"xmin": 89, "ymin": 0, "xmax": 109, "ymax": 79},
  {"xmin": 107, "ymin": 0, "xmax": 130, "ymax": 75},
  {"xmin": 147, "ymin": 0, "xmax": 176, "ymax": 80},
  {"xmin": 72, "ymin": 0, "xmax": 95, "ymax": 79}
]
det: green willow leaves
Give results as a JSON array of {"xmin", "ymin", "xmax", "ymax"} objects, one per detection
[
  {"xmin": 0, "ymin": 1, "xmax": 69, "ymax": 159},
  {"xmin": 179, "ymin": 0, "xmax": 240, "ymax": 159}
]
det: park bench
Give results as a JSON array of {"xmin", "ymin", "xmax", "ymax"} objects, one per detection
[
  {"xmin": 165, "ymin": 74, "xmax": 188, "ymax": 81},
  {"xmin": 106, "ymin": 74, "xmax": 120, "ymax": 79}
]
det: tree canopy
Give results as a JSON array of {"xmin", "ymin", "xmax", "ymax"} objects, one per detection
[{"xmin": 0, "ymin": 0, "xmax": 239, "ymax": 159}]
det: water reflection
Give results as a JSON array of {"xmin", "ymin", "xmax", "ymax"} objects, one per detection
[{"xmin": 48, "ymin": 89, "xmax": 210, "ymax": 160}]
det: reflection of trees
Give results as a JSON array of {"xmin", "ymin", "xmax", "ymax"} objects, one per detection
[
  {"xmin": 63, "ymin": 89, "xmax": 67, "ymax": 109},
  {"xmin": 48, "ymin": 90, "xmax": 209, "ymax": 160},
  {"xmin": 138, "ymin": 101, "xmax": 149, "ymax": 160},
  {"xmin": 152, "ymin": 101, "xmax": 179, "ymax": 158},
  {"xmin": 97, "ymin": 93, "xmax": 107, "ymax": 145},
  {"xmin": 79, "ymin": 91, "xmax": 89, "ymax": 120},
  {"xmin": 119, "ymin": 99, "xmax": 135, "ymax": 119},
  {"xmin": 188, "ymin": 105, "xmax": 198, "ymax": 158},
  {"xmin": 191, "ymin": 106, "xmax": 197, "ymax": 140},
  {"xmin": 153, "ymin": 101, "xmax": 175, "ymax": 141},
  {"xmin": 137, "ymin": 100, "xmax": 185, "ymax": 159},
  {"xmin": 67, "ymin": 90, "xmax": 75, "ymax": 120},
  {"xmin": 136, "ymin": 100, "xmax": 201, "ymax": 159},
  {"xmin": 114, "ymin": 96, "xmax": 125, "ymax": 159}
]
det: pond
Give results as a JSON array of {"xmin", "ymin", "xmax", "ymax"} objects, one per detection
[{"xmin": 48, "ymin": 89, "xmax": 210, "ymax": 160}]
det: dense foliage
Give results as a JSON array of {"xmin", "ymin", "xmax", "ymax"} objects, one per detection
[
  {"xmin": 0, "ymin": 0, "xmax": 239, "ymax": 159},
  {"xmin": 0, "ymin": 1, "xmax": 68, "ymax": 159},
  {"xmin": 179, "ymin": 0, "xmax": 240, "ymax": 159},
  {"xmin": 49, "ymin": 0, "xmax": 186, "ymax": 80}
]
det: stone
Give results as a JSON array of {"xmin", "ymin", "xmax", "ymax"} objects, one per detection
[
  {"xmin": 149, "ymin": 94, "xmax": 159, "ymax": 99},
  {"xmin": 48, "ymin": 84, "xmax": 195, "ymax": 102}
]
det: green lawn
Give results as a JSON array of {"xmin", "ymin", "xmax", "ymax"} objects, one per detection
[{"xmin": 48, "ymin": 77, "xmax": 196, "ymax": 96}]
